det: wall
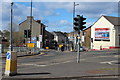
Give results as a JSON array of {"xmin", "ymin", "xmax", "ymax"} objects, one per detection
[{"xmin": 82, "ymin": 27, "xmax": 91, "ymax": 49}]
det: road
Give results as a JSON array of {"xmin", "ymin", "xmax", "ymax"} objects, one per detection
[{"xmin": 1, "ymin": 49, "xmax": 120, "ymax": 80}]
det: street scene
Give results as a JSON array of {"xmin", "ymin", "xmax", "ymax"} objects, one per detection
[{"xmin": 0, "ymin": 0, "xmax": 120, "ymax": 80}]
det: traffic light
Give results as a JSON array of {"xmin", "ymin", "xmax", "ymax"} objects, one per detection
[
  {"xmin": 28, "ymin": 29, "xmax": 31, "ymax": 38},
  {"xmin": 80, "ymin": 16, "xmax": 86, "ymax": 30},
  {"xmin": 74, "ymin": 15, "xmax": 86, "ymax": 31},
  {"xmin": 24, "ymin": 30, "xmax": 27, "ymax": 38},
  {"xmin": 74, "ymin": 15, "xmax": 80, "ymax": 31},
  {"xmin": 23, "ymin": 39, "xmax": 25, "ymax": 43}
]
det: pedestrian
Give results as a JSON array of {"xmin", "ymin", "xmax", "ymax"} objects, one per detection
[{"xmin": 61, "ymin": 45, "xmax": 64, "ymax": 52}]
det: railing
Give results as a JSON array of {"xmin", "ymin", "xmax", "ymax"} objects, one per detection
[{"xmin": 1, "ymin": 46, "xmax": 41, "ymax": 54}]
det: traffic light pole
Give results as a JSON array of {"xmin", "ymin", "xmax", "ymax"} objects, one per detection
[
  {"xmin": 73, "ymin": 15, "xmax": 86, "ymax": 63},
  {"xmin": 30, "ymin": 0, "xmax": 32, "ymax": 43},
  {"xmin": 73, "ymin": 2, "xmax": 75, "ymax": 51},
  {"xmin": 77, "ymin": 31, "xmax": 80, "ymax": 63}
]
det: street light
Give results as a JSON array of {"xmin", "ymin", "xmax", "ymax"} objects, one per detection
[
  {"xmin": 73, "ymin": 2, "xmax": 79, "ymax": 51},
  {"xmin": 10, "ymin": 2, "xmax": 13, "ymax": 51},
  {"xmin": 30, "ymin": 0, "xmax": 32, "ymax": 43}
]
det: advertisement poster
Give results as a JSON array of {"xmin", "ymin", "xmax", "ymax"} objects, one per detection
[{"xmin": 95, "ymin": 28, "xmax": 110, "ymax": 40}]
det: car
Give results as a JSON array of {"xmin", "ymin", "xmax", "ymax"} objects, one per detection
[{"xmin": 80, "ymin": 46, "xmax": 88, "ymax": 51}]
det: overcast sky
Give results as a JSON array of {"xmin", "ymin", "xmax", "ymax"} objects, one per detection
[{"xmin": 1, "ymin": 1, "xmax": 119, "ymax": 32}]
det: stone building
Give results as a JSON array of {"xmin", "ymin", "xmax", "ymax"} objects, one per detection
[{"xmin": 19, "ymin": 16, "xmax": 46, "ymax": 48}]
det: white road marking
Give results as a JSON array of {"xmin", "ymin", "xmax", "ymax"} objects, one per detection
[
  {"xmin": 100, "ymin": 60, "xmax": 118, "ymax": 65},
  {"xmin": 18, "ymin": 60, "xmax": 74, "ymax": 67},
  {"xmin": 100, "ymin": 62, "xmax": 112, "ymax": 64},
  {"xmin": 34, "ymin": 64, "xmax": 47, "ymax": 67}
]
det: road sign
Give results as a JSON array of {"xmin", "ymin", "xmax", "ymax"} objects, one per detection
[
  {"xmin": 7, "ymin": 51, "xmax": 11, "ymax": 60},
  {"xmin": 27, "ymin": 43, "xmax": 35, "ymax": 48},
  {"xmin": 81, "ymin": 36, "xmax": 84, "ymax": 42},
  {"xmin": 32, "ymin": 37, "xmax": 36, "ymax": 41},
  {"xmin": 59, "ymin": 44, "xmax": 63, "ymax": 48},
  {"xmin": 5, "ymin": 51, "xmax": 17, "ymax": 76},
  {"xmin": 39, "ymin": 35, "xmax": 42, "ymax": 42}
]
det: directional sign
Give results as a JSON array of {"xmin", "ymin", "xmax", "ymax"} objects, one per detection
[
  {"xmin": 27, "ymin": 43, "xmax": 35, "ymax": 48},
  {"xmin": 6, "ymin": 51, "xmax": 11, "ymax": 60}
]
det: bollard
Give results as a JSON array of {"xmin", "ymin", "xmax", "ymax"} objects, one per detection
[
  {"xmin": 5, "ymin": 51, "xmax": 17, "ymax": 76},
  {"xmin": 70, "ymin": 47, "xmax": 73, "ymax": 51}
]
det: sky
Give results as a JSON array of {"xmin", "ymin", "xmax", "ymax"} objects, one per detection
[{"xmin": 0, "ymin": 1, "xmax": 119, "ymax": 32}]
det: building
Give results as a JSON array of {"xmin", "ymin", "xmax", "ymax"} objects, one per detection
[
  {"xmin": 91, "ymin": 16, "xmax": 120, "ymax": 50},
  {"xmin": 44, "ymin": 30, "xmax": 54, "ymax": 49},
  {"xmin": 81, "ymin": 26, "xmax": 91, "ymax": 49},
  {"xmin": 51, "ymin": 31, "xmax": 67, "ymax": 45},
  {"xmin": 67, "ymin": 31, "xmax": 78, "ymax": 42},
  {"xmin": 19, "ymin": 16, "xmax": 46, "ymax": 48}
]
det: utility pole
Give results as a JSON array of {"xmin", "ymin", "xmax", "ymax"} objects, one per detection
[
  {"xmin": 10, "ymin": 2, "xmax": 13, "ymax": 51},
  {"xmin": 30, "ymin": 0, "xmax": 32, "ymax": 43},
  {"xmin": 77, "ymin": 31, "xmax": 80, "ymax": 63},
  {"xmin": 73, "ymin": 2, "xmax": 79, "ymax": 51},
  {"xmin": 73, "ymin": 2, "xmax": 75, "ymax": 51},
  {"xmin": 73, "ymin": 15, "xmax": 86, "ymax": 63}
]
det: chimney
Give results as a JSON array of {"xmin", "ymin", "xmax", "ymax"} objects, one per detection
[
  {"xmin": 27, "ymin": 16, "xmax": 33, "ymax": 19},
  {"xmin": 36, "ymin": 20, "xmax": 41, "ymax": 23}
]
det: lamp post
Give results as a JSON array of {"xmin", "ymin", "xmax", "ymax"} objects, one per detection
[
  {"xmin": 30, "ymin": 0, "xmax": 32, "ymax": 43},
  {"xmin": 10, "ymin": 2, "xmax": 13, "ymax": 51},
  {"xmin": 73, "ymin": 2, "xmax": 79, "ymax": 51}
]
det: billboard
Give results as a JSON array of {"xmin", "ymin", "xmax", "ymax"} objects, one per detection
[{"xmin": 95, "ymin": 28, "xmax": 110, "ymax": 40}]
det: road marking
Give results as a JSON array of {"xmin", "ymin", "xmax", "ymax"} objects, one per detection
[
  {"xmin": 100, "ymin": 62, "xmax": 112, "ymax": 64},
  {"xmin": 100, "ymin": 60, "xmax": 118, "ymax": 65},
  {"xmin": 34, "ymin": 64, "xmax": 47, "ymax": 67},
  {"xmin": 18, "ymin": 59, "xmax": 74, "ymax": 67},
  {"xmin": 18, "ymin": 52, "xmax": 46, "ymax": 60},
  {"xmin": 19, "ymin": 63, "xmax": 35, "ymax": 66},
  {"xmin": 114, "ymin": 55, "xmax": 120, "ymax": 58}
]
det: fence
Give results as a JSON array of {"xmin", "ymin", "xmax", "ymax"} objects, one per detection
[{"xmin": 1, "ymin": 46, "xmax": 41, "ymax": 54}]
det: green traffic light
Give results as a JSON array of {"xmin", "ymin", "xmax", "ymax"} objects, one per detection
[{"xmin": 24, "ymin": 35, "xmax": 27, "ymax": 38}]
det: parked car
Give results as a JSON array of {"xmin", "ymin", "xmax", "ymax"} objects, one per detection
[{"xmin": 80, "ymin": 46, "xmax": 88, "ymax": 51}]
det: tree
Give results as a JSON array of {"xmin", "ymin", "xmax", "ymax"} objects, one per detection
[{"xmin": 6, "ymin": 23, "xmax": 19, "ymax": 32}]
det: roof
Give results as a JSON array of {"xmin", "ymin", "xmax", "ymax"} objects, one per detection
[
  {"xmin": 19, "ymin": 16, "xmax": 41, "ymax": 25},
  {"xmin": 52, "ymin": 31, "xmax": 67, "ymax": 37},
  {"xmin": 103, "ymin": 16, "xmax": 120, "ymax": 26},
  {"xmin": 83, "ymin": 26, "xmax": 92, "ymax": 31}
]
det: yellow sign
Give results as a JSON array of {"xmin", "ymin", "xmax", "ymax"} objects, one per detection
[
  {"xmin": 27, "ymin": 43, "xmax": 34, "ymax": 48},
  {"xmin": 59, "ymin": 44, "xmax": 63, "ymax": 48},
  {"xmin": 46, "ymin": 47, "xmax": 49, "ymax": 49}
]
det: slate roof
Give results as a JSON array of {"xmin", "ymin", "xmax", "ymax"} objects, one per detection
[
  {"xmin": 52, "ymin": 31, "xmax": 67, "ymax": 37},
  {"xmin": 103, "ymin": 16, "xmax": 120, "ymax": 26}
]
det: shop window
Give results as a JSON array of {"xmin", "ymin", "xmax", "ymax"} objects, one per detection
[
  {"xmin": 83, "ymin": 32, "xmax": 86, "ymax": 36},
  {"xmin": 103, "ymin": 39, "xmax": 110, "ymax": 41},
  {"xmin": 94, "ymin": 39, "xmax": 101, "ymax": 41},
  {"xmin": 94, "ymin": 39, "xmax": 110, "ymax": 41}
]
